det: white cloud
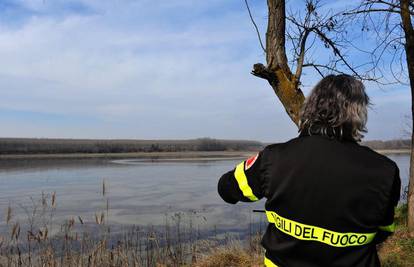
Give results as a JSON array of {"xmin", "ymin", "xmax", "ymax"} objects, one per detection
[{"xmin": 0, "ymin": 0, "xmax": 410, "ymax": 141}]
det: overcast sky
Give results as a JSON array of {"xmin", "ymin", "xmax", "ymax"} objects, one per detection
[{"xmin": 0, "ymin": 0, "xmax": 410, "ymax": 142}]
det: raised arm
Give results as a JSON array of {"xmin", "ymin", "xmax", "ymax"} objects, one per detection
[{"xmin": 217, "ymin": 150, "xmax": 266, "ymax": 204}]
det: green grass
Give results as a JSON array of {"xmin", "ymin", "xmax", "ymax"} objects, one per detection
[{"xmin": 378, "ymin": 204, "xmax": 414, "ymax": 267}]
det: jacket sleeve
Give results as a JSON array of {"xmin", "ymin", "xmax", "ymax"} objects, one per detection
[
  {"xmin": 374, "ymin": 164, "xmax": 401, "ymax": 244},
  {"xmin": 217, "ymin": 149, "xmax": 266, "ymax": 204}
]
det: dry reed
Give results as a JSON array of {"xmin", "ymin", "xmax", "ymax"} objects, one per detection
[{"xmin": 0, "ymin": 180, "xmax": 264, "ymax": 267}]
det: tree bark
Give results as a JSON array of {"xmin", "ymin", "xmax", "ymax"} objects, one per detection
[
  {"xmin": 252, "ymin": 0, "xmax": 305, "ymax": 125},
  {"xmin": 400, "ymin": 0, "xmax": 414, "ymax": 235}
]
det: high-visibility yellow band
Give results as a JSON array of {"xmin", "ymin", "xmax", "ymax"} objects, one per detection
[
  {"xmin": 379, "ymin": 223, "xmax": 395, "ymax": 232},
  {"xmin": 234, "ymin": 162, "xmax": 258, "ymax": 201},
  {"xmin": 264, "ymin": 256, "xmax": 279, "ymax": 267},
  {"xmin": 266, "ymin": 210, "xmax": 376, "ymax": 247}
]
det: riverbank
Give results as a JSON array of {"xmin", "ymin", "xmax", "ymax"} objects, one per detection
[
  {"xmin": 376, "ymin": 149, "xmax": 411, "ymax": 155},
  {"xmin": 0, "ymin": 150, "xmax": 255, "ymax": 160},
  {"xmin": 0, "ymin": 148, "xmax": 410, "ymax": 160}
]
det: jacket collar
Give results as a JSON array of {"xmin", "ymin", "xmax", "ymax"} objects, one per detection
[{"xmin": 298, "ymin": 125, "xmax": 357, "ymax": 143}]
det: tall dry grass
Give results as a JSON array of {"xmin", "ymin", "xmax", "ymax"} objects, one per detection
[{"xmin": 0, "ymin": 181, "xmax": 264, "ymax": 267}]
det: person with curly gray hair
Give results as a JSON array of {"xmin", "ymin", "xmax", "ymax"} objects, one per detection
[
  {"xmin": 218, "ymin": 74, "xmax": 401, "ymax": 267},
  {"xmin": 299, "ymin": 74, "xmax": 370, "ymax": 142}
]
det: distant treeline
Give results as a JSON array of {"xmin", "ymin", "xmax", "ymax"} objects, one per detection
[
  {"xmin": 0, "ymin": 137, "xmax": 409, "ymax": 155},
  {"xmin": 0, "ymin": 138, "xmax": 264, "ymax": 155},
  {"xmin": 362, "ymin": 139, "xmax": 411, "ymax": 150}
]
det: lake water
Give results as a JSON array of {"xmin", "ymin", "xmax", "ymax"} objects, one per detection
[{"xmin": 0, "ymin": 153, "xmax": 409, "ymax": 236}]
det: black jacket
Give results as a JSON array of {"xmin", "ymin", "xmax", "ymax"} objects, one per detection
[{"xmin": 218, "ymin": 131, "xmax": 401, "ymax": 267}]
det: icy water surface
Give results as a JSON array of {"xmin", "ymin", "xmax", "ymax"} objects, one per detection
[{"xmin": 0, "ymin": 153, "xmax": 409, "ymax": 234}]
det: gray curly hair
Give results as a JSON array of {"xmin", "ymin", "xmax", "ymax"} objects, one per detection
[{"xmin": 298, "ymin": 74, "xmax": 370, "ymax": 142}]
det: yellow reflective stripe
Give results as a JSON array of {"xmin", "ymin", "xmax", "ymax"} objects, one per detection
[
  {"xmin": 266, "ymin": 210, "xmax": 376, "ymax": 247},
  {"xmin": 379, "ymin": 222, "xmax": 396, "ymax": 232},
  {"xmin": 234, "ymin": 162, "xmax": 258, "ymax": 201},
  {"xmin": 264, "ymin": 256, "xmax": 279, "ymax": 267}
]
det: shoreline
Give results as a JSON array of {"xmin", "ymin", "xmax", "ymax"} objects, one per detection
[
  {"xmin": 375, "ymin": 149, "xmax": 411, "ymax": 155},
  {"xmin": 0, "ymin": 151, "xmax": 256, "ymax": 160},
  {"xmin": 0, "ymin": 149, "xmax": 410, "ymax": 160}
]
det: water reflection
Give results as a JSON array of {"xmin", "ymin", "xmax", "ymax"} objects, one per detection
[{"xmin": 0, "ymin": 158, "xmax": 265, "ymax": 235}]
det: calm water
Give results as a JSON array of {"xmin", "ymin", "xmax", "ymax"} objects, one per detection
[{"xmin": 0, "ymin": 153, "xmax": 409, "ymax": 234}]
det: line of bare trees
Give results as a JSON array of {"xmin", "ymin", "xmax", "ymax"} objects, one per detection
[{"xmin": 0, "ymin": 138, "xmax": 263, "ymax": 154}]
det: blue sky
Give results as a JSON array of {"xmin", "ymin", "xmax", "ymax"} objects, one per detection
[{"xmin": 0, "ymin": 0, "xmax": 410, "ymax": 142}]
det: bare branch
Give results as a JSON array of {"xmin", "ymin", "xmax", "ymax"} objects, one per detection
[
  {"xmin": 312, "ymin": 28, "xmax": 362, "ymax": 79},
  {"xmin": 341, "ymin": 0, "xmax": 411, "ymax": 85},
  {"xmin": 295, "ymin": 29, "xmax": 311, "ymax": 79},
  {"xmin": 243, "ymin": 0, "xmax": 266, "ymax": 52},
  {"xmin": 251, "ymin": 63, "xmax": 276, "ymax": 80},
  {"xmin": 303, "ymin": 63, "xmax": 348, "ymax": 74},
  {"xmin": 343, "ymin": 2, "xmax": 414, "ymax": 16},
  {"xmin": 312, "ymin": 64, "xmax": 325, "ymax": 77},
  {"xmin": 284, "ymin": 2, "xmax": 363, "ymax": 80},
  {"xmin": 343, "ymin": 8, "xmax": 401, "ymax": 15}
]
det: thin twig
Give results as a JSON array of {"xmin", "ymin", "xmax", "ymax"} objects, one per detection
[
  {"xmin": 313, "ymin": 28, "xmax": 362, "ymax": 79},
  {"xmin": 244, "ymin": 0, "xmax": 266, "ymax": 52},
  {"xmin": 343, "ymin": 8, "xmax": 401, "ymax": 15}
]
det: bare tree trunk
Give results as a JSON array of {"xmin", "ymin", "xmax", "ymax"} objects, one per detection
[
  {"xmin": 400, "ymin": 0, "xmax": 414, "ymax": 235},
  {"xmin": 251, "ymin": 0, "xmax": 305, "ymax": 125}
]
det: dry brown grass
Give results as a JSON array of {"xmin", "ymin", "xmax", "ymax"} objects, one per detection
[
  {"xmin": 194, "ymin": 241, "xmax": 262, "ymax": 267},
  {"xmin": 379, "ymin": 229, "xmax": 414, "ymax": 267},
  {"xmin": 378, "ymin": 205, "xmax": 414, "ymax": 267},
  {"xmin": 0, "ymin": 181, "xmax": 225, "ymax": 267}
]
